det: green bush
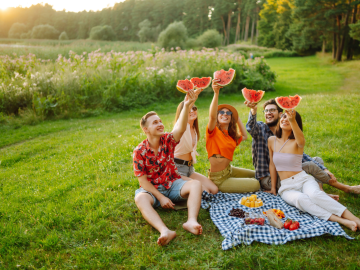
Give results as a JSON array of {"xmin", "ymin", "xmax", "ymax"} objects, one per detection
[
  {"xmin": 0, "ymin": 49, "xmax": 276, "ymax": 118},
  {"xmin": 20, "ymin": 31, "xmax": 32, "ymax": 39},
  {"xmin": 89, "ymin": 25, "xmax": 116, "ymax": 41},
  {"xmin": 185, "ymin": 38, "xmax": 200, "ymax": 49},
  {"xmin": 59, "ymin": 31, "xmax": 69, "ymax": 40},
  {"xmin": 197, "ymin": 29, "xmax": 222, "ymax": 48},
  {"xmin": 31, "ymin": 24, "xmax": 60, "ymax": 39},
  {"xmin": 157, "ymin": 21, "xmax": 187, "ymax": 50},
  {"xmin": 137, "ymin": 20, "xmax": 161, "ymax": 42},
  {"xmin": 8, "ymin": 23, "xmax": 28, "ymax": 39}
]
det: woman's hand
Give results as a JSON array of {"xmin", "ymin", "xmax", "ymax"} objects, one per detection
[
  {"xmin": 265, "ymin": 188, "xmax": 277, "ymax": 196},
  {"xmin": 285, "ymin": 109, "xmax": 296, "ymax": 122},
  {"xmin": 212, "ymin": 79, "xmax": 222, "ymax": 94},
  {"xmin": 184, "ymin": 89, "xmax": 197, "ymax": 108}
]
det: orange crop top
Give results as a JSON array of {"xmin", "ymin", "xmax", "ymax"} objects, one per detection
[{"xmin": 206, "ymin": 125, "xmax": 242, "ymax": 161}]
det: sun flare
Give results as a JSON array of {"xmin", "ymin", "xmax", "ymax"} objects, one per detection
[{"xmin": 0, "ymin": 0, "xmax": 120, "ymax": 12}]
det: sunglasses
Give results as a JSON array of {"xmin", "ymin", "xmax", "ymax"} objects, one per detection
[
  {"xmin": 281, "ymin": 114, "xmax": 287, "ymax": 119},
  {"xmin": 190, "ymin": 106, "xmax": 197, "ymax": 112},
  {"xmin": 219, "ymin": 110, "xmax": 232, "ymax": 116}
]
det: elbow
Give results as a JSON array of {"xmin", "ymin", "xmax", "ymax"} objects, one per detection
[{"xmin": 242, "ymin": 134, "xmax": 248, "ymax": 141}]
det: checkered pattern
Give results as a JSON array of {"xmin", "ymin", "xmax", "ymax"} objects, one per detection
[
  {"xmin": 201, "ymin": 191, "xmax": 353, "ymax": 250},
  {"xmin": 246, "ymin": 112, "xmax": 326, "ymax": 180}
]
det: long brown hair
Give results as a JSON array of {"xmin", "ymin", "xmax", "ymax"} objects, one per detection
[
  {"xmin": 217, "ymin": 107, "xmax": 241, "ymax": 142},
  {"xmin": 275, "ymin": 111, "xmax": 303, "ymax": 140},
  {"xmin": 174, "ymin": 101, "xmax": 200, "ymax": 141}
]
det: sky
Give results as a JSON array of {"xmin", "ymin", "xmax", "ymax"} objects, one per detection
[{"xmin": 0, "ymin": 1, "xmax": 121, "ymax": 12}]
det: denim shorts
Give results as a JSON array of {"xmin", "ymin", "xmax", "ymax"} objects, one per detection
[
  {"xmin": 175, "ymin": 163, "xmax": 195, "ymax": 177},
  {"xmin": 134, "ymin": 178, "xmax": 187, "ymax": 208}
]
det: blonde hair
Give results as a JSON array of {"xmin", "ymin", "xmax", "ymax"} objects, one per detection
[
  {"xmin": 174, "ymin": 101, "xmax": 200, "ymax": 141},
  {"xmin": 140, "ymin": 111, "xmax": 158, "ymax": 129}
]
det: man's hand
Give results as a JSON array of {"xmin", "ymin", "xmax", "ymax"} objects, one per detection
[
  {"xmin": 244, "ymin": 101, "xmax": 257, "ymax": 115},
  {"xmin": 212, "ymin": 79, "xmax": 222, "ymax": 94},
  {"xmin": 265, "ymin": 188, "xmax": 277, "ymax": 196},
  {"xmin": 324, "ymin": 169, "xmax": 337, "ymax": 184},
  {"xmin": 159, "ymin": 196, "xmax": 175, "ymax": 209}
]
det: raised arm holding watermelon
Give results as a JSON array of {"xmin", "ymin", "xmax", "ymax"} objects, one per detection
[
  {"xmin": 245, "ymin": 97, "xmax": 360, "ymax": 196},
  {"xmin": 204, "ymin": 77, "xmax": 260, "ymax": 193},
  {"xmin": 266, "ymin": 109, "xmax": 360, "ymax": 232}
]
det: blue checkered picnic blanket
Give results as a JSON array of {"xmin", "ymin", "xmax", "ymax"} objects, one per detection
[{"xmin": 201, "ymin": 191, "xmax": 353, "ymax": 250}]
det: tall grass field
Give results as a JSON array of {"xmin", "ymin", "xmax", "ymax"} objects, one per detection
[{"xmin": 0, "ymin": 55, "xmax": 359, "ymax": 269}]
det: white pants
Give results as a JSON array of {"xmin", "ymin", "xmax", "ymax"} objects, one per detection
[{"xmin": 278, "ymin": 171, "xmax": 346, "ymax": 220}]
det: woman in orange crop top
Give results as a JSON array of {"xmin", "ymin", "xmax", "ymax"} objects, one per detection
[
  {"xmin": 267, "ymin": 110, "xmax": 360, "ymax": 231},
  {"xmin": 206, "ymin": 79, "xmax": 260, "ymax": 193}
]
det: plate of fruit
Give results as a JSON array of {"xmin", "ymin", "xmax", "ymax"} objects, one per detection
[
  {"xmin": 239, "ymin": 194, "xmax": 264, "ymax": 208},
  {"xmin": 263, "ymin": 209, "xmax": 285, "ymax": 219}
]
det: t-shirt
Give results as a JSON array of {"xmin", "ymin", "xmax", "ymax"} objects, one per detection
[
  {"xmin": 206, "ymin": 125, "xmax": 242, "ymax": 161},
  {"xmin": 132, "ymin": 132, "xmax": 181, "ymax": 189}
]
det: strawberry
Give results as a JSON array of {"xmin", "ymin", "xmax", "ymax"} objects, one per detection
[{"xmin": 284, "ymin": 219, "xmax": 292, "ymax": 230}]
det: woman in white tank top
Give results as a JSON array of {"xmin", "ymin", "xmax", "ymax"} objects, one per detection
[
  {"xmin": 267, "ymin": 110, "xmax": 360, "ymax": 231},
  {"xmin": 173, "ymin": 100, "xmax": 218, "ymax": 194}
]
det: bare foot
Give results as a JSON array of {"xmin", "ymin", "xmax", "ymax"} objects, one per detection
[
  {"xmin": 327, "ymin": 194, "xmax": 339, "ymax": 201},
  {"xmin": 349, "ymin": 185, "xmax": 360, "ymax": 194},
  {"xmin": 183, "ymin": 220, "xmax": 203, "ymax": 235},
  {"xmin": 157, "ymin": 230, "xmax": 176, "ymax": 246},
  {"xmin": 342, "ymin": 220, "xmax": 358, "ymax": 232}
]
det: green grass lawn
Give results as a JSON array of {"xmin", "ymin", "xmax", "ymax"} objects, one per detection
[{"xmin": 1, "ymin": 55, "xmax": 360, "ymax": 269}]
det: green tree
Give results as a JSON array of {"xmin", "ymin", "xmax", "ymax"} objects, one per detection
[
  {"xmin": 8, "ymin": 22, "xmax": 28, "ymax": 38},
  {"xmin": 31, "ymin": 24, "xmax": 60, "ymax": 39},
  {"xmin": 89, "ymin": 25, "xmax": 116, "ymax": 40},
  {"xmin": 59, "ymin": 31, "xmax": 69, "ymax": 40},
  {"xmin": 197, "ymin": 29, "xmax": 222, "ymax": 47},
  {"xmin": 273, "ymin": 0, "xmax": 293, "ymax": 50},
  {"xmin": 258, "ymin": 0, "xmax": 278, "ymax": 48},
  {"xmin": 158, "ymin": 21, "xmax": 188, "ymax": 49}
]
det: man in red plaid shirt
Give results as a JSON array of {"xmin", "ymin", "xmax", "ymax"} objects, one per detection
[{"xmin": 133, "ymin": 89, "xmax": 203, "ymax": 246}]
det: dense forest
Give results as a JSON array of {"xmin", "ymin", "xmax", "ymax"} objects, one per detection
[{"xmin": 0, "ymin": 0, "xmax": 359, "ymax": 60}]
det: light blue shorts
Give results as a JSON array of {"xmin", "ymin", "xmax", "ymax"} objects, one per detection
[{"xmin": 134, "ymin": 178, "xmax": 187, "ymax": 208}]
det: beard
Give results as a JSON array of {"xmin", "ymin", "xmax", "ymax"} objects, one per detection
[{"xmin": 267, "ymin": 118, "xmax": 279, "ymax": 127}]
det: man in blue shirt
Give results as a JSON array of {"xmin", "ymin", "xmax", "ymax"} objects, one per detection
[{"xmin": 245, "ymin": 99, "xmax": 360, "ymax": 195}]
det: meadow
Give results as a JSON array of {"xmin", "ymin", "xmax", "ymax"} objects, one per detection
[{"xmin": 0, "ymin": 54, "xmax": 360, "ymax": 269}]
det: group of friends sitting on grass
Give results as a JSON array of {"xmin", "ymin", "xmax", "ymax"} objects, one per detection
[{"xmin": 132, "ymin": 79, "xmax": 360, "ymax": 246}]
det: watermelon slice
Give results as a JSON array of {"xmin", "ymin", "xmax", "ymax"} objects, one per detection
[
  {"xmin": 242, "ymin": 88, "xmax": 265, "ymax": 103},
  {"xmin": 177, "ymin": 79, "xmax": 194, "ymax": 93},
  {"xmin": 213, "ymin": 68, "xmax": 236, "ymax": 87},
  {"xmin": 275, "ymin": 95, "xmax": 302, "ymax": 110},
  {"xmin": 190, "ymin": 77, "xmax": 212, "ymax": 89}
]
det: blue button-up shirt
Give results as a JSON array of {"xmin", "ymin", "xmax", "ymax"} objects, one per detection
[{"xmin": 246, "ymin": 112, "xmax": 326, "ymax": 180}]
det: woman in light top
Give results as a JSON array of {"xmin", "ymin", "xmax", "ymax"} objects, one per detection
[
  {"xmin": 206, "ymin": 79, "xmax": 260, "ymax": 193},
  {"xmin": 173, "ymin": 100, "xmax": 219, "ymax": 194},
  {"xmin": 267, "ymin": 110, "xmax": 360, "ymax": 231}
]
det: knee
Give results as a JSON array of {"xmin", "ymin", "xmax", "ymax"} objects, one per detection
[
  {"xmin": 135, "ymin": 193, "xmax": 152, "ymax": 208},
  {"xmin": 307, "ymin": 189, "xmax": 324, "ymax": 201},
  {"xmin": 210, "ymin": 185, "xmax": 219, "ymax": 194},
  {"xmin": 190, "ymin": 179, "xmax": 202, "ymax": 189}
]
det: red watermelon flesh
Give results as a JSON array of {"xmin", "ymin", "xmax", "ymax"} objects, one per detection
[
  {"xmin": 213, "ymin": 68, "xmax": 236, "ymax": 87},
  {"xmin": 242, "ymin": 88, "xmax": 265, "ymax": 103},
  {"xmin": 190, "ymin": 77, "xmax": 212, "ymax": 89},
  {"xmin": 275, "ymin": 95, "xmax": 302, "ymax": 110},
  {"xmin": 177, "ymin": 79, "xmax": 194, "ymax": 94}
]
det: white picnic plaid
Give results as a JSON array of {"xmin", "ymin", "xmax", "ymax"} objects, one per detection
[{"xmin": 201, "ymin": 191, "xmax": 353, "ymax": 250}]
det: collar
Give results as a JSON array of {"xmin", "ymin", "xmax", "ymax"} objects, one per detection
[{"xmin": 144, "ymin": 134, "xmax": 165, "ymax": 151}]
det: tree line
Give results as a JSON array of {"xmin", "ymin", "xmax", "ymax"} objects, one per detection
[{"xmin": 0, "ymin": 0, "xmax": 359, "ymax": 60}]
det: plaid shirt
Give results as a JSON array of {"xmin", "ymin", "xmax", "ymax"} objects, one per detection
[
  {"xmin": 246, "ymin": 112, "xmax": 326, "ymax": 180},
  {"xmin": 133, "ymin": 132, "xmax": 181, "ymax": 189}
]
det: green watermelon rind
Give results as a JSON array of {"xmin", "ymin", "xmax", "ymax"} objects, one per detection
[
  {"xmin": 190, "ymin": 77, "xmax": 212, "ymax": 89},
  {"xmin": 213, "ymin": 68, "xmax": 236, "ymax": 87},
  {"xmin": 275, "ymin": 95, "xmax": 302, "ymax": 110},
  {"xmin": 242, "ymin": 88, "xmax": 265, "ymax": 103},
  {"xmin": 177, "ymin": 79, "xmax": 194, "ymax": 94}
]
